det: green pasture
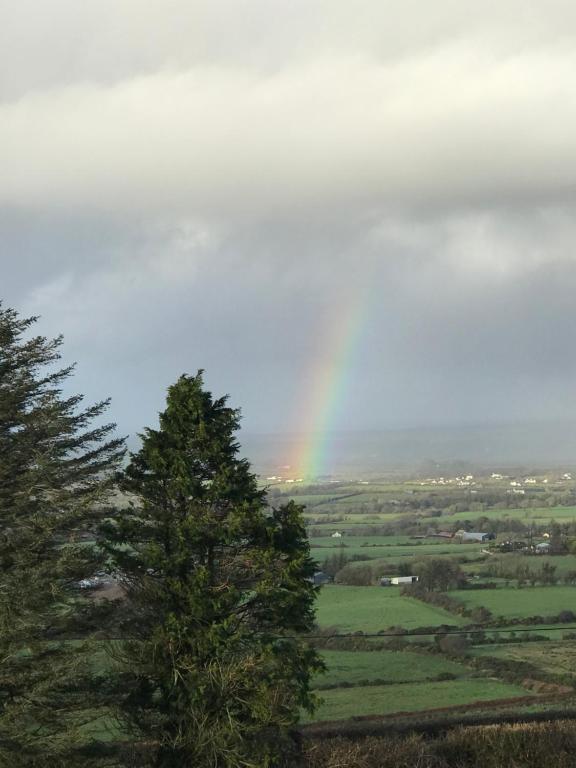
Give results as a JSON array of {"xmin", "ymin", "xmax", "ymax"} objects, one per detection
[
  {"xmin": 444, "ymin": 506, "xmax": 576, "ymax": 524},
  {"xmin": 453, "ymin": 585, "xmax": 576, "ymax": 619},
  {"xmin": 316, "ymin": 586, "xmax": 465, "ymax": 632},
  {"xmin": 342, "ymin": 552, "xmax": 486, "ymax": 575},
  {"xmin": 315, "ymin": 542, "xmax": 463, "ymax": 557},
  {"xmin": 327, "ymin": 492, "xmax": 401, "ymax": 505},
  {"xmin": 309, "ymin": 535, "xmax": 414, "ymax": 547},
  {"xmin": 343, "ymin": 485, "xmax": 410, "ymax": 495},
  {"xmin": 306, "ymin": 515, "xmax": 402, "ymax": 526},
  {"xmin": 311, "ymin": 540, "xmax": 470, "ymax": 564},
  {"xmin": 283, "ymin": 494, "xmax": 350, "ymax": 506},
  {"xmin": 308, "ymin": 678, "xmax": 529, "ymax": 722},
  {"xmin": 465, "ymin": 553, "xmax": 576, "ymax": 577},
  {"xmin": 315, "ymin": 649, "xmax": 467, "ymax": 687},
  {"xmin": 311, "ymin": 546, "xmax": 409, "ymax": 562}
]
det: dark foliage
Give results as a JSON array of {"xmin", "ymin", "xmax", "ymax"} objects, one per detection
[
  {"xmin": 104, "ymin": 372, "xmax": 322, "ymax": 767},
  {"xmin": 0, "ymin": 303, "xmax": 125, "ymax": 766}
]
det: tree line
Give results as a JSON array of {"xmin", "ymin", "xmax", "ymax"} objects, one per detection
[{"xmin": 0, "ymin": 304, "xmax": 321, "ymax": 767}]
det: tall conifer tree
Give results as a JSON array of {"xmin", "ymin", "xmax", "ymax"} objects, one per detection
[
  {"xmin": 105, "ymin": 372, "xmax": 321, "ymax": 768},
  {"xmin": 0, "ymin": 304, "xmax": 125, "ymax": 766}
]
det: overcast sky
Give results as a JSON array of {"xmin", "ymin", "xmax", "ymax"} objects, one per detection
[{"xmin": 3, "ymin": 1, "xmax": 576, "ymax": 441}]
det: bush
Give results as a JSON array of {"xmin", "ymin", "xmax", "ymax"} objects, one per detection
[
  {"xmin": 304, "ymin": 721, "xmax": 576, "ymax": 768},
  {"xmin": 335, "ymin": 563, "xmax": 374, "ymax": 586},
  {"xmin": 435, "ymin": 671, "xmax": 457, "ymax": 681},
  {"xmin": 437, "ymin": 635, "xmax": 469, "ymax": 656}
]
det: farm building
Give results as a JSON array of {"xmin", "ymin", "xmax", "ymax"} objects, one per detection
[
  {"xmin": 331, "ymin": 531, "xmax": 343, "ymax": 538},
  {"xmin": 311, "ymin": 571, "xmax": 332, "ymax": 586},
  {"xmin": 455, "ymin": 530, "xmax": 494, "ymax": 543},
  {"xmin": 390, "ymin": 576, "xmax": 418, "ymax": 586}
]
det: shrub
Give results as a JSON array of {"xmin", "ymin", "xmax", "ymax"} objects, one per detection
[
  {"xmin": 335, "ymin": 563, "xmax": 374, "ymax": 586},
  {"xmin": 437, "ymin": 635, "xmax": 469, "ymax": 656},
  {"xmin": 304, "ymin": 721, "xmax": 576, "ymax": 768}
]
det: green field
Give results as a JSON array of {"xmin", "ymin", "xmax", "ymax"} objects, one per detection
[
  {"xmin": 316, "ymin": 586, "xmax": 465, "ymax": 632},
  {"xmin": 309, "ymin": 535, "xmax": 414, "ymax": 547},
  {"xmin": 338, "ymin": 551, "xmax": 486, "ymax": 576},
  {"xmin": 454, "ymin": 585, "xmax": 576, "ymax": 619},
  {"xmin": 306, "ymin": 515, "xmax": 402, "ymax": 527},
  {"xmin": 308, "ymin": 679, "xmax": 529, "ymax": 721},
  {"xmin": 311, "ymin": 541, "xmax": 473, "ymax": 564},
  {"xmin": 311, "ymin": 546, "xmax": 413, "ymax": 562},
  {"xmin": 316, "ymin": 649, "xmax": 467, "ymax": 687},
  {"xmin": 285, "ymin": 494, "xmax": 349, "ymax": 506},
  {"xmin": 444, "ymin": 506, "xmax": 576, "ymax": 523},
  {"xmin": 464, "ymin": 553, "xmax": 576, "ymax": 577}
]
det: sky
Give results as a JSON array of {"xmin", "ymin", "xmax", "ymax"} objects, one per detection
[{"xmin": 3, "ymin": 1, "xmax": 576, "ymax": 446}]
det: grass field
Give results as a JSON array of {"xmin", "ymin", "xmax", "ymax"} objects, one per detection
[
  {"xmin": 472, "ymin": 642, "xmax": 576, "ymax": 680},
  {"xmin": 309, "ymin": 535, "xmax": 414, "ymax": 547},
  {"xmin": 315, "ymin": 649, "xmax": 468, "ymax": 687},
  {"xmin": 453, "ymin": 585, "xmax": 576, "ymax": 619},
  {"xmin": 464, "ymin": 553, "xmax": 576, "ymax": 576},
  {"xmin": 316, "ymin": 586, "xmax": 465, "ymax": 632},
  {"xmin": 444, "ymin": 506, "xmax": 576, "ymax": 523},
  {"xmin": 315, "ymin": 542, "xmax": 463, "ymax": 556},
  {"xmin": 338, "ymin": 551, "xmax": 487, "ymax": 576},
  {"xmin": 311, "ymin": 542, "xmax": 473, "ymax": 564},
  {"xmin": 306, "ymin": 516, "xmax": 402, "ymax": 527},
  {"xmin": 308, "ymin": 679, "xmax": 529, "ymax": 721},
  {"xmin": 311, "ymin": 546, "xmax": 414, "ymax": 562}
]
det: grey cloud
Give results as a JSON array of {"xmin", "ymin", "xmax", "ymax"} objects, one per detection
[
  {"xmin": 3, "ymin": 203, "xmax": 575, "ymax": 438},
  {"xmin": 3, "ymin": 1, "xmax": 576, "ymax": 99},
  {"xmin": 2, "ymin": 3, "xmax": 576, "ymax": 451}
]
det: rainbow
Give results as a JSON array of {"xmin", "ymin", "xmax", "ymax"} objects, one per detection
[{"xmin": 292, "ymin": 288, "xmax": 369, "ymax": 479}]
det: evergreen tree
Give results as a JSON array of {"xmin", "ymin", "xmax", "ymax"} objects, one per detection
[
  {"xmin": 0, "ymin": 304, "xmax": 125, "ymax": 767},
  {"xmin": 105, "ymin": 372, "xmax": 321, "ymax": 768}
]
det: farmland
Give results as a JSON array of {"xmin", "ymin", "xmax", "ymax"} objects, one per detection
[
  {"xmin": 310, "ymin": 679, "xmax": 529, "ymax": 722},
  {"xmin": 453, "ymin": 586, "xmax": 576, "ymax": 619},
  {"xmin": 316, "ymin": 586, "xmax": 466, "ymax": 632},
  {"xmin": 269, "ymin": 470, "xmax": 576, "ymax": 724},
  {"xmin": 316, "ymin": 649, "xmax": 468, "ymax": 686}
]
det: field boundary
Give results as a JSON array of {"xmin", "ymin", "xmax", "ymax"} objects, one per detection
[{"xmin": 300, "ymin": 694, "xmax": 576, "ymax": 739}]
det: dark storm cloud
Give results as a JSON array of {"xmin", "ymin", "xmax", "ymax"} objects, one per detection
[{"xmin": 2, "ymin": 2, "xmax": 576, "ymax": 439}]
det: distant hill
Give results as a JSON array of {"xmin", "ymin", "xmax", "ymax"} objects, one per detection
[{"xmin": 239, "ymin": 421, "xmax": 576, "ymax": 478}]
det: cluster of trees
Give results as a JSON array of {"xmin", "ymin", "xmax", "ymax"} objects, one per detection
[
  {"xmin": 0, "ymin": 305, "xmax": 321, "ymax": 767},
  {"xmin": 411, "ymin": 558, "xmax": 466, "ymax": 592},
  {"xmin": 480, "ymin": 560, "xmax": 565, "ymax": 586}
]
